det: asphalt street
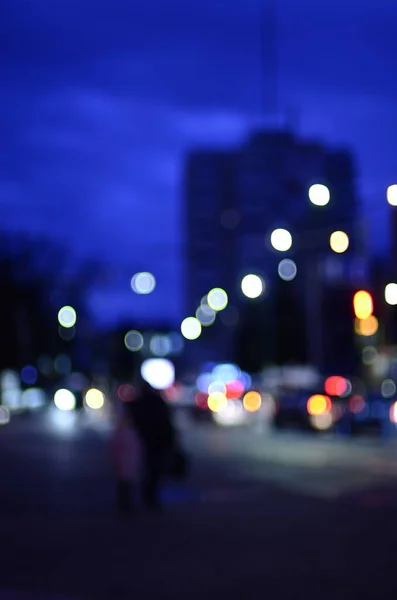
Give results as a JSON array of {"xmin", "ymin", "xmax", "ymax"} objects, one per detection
[{"xmin": 1, "ymin": 408, "xmax": 397, "ymax": 599}]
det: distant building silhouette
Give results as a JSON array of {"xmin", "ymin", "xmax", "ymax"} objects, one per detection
[{"xmin": 184, "ymin": 128, "xmax": 369, "ymax": 372}]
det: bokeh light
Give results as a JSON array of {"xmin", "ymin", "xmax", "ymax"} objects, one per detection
[
  {"xmin": 85, "ymin": 388, "xmax": 105, "ymax": 410},
  {"xmin": 212, "ymin": 400, "xmax": 246, "ymax": 427},
  {"xmin": 124, "ymin": 330, "xmax": 144, "ymax": 352},
  {"xmin": 141, "ymin": 358, "xmax": 175, "ymax": 390},
  {"xmin": 181, "ymin": 317, "xmax": 202, "ymax": 340},
  {"xmin": 325, "ymin": 376, "xmax": 348, "ymax": 397},
  {"xmin": 307, "ymin": 394, "xmax": 331, "ymax": 416},
  {"xmin": 362, "ymin": 346, "xmax": 378, "ymax": 365},
  {"xmin": 131, "ymin": 272, "xmax": 156, "ymax": 295},
  {"xmin": 208, "ymin": 381, "xmax": 227, "ymax": 396},
  {"xmin": 0, "ymin": 406, "xmax": 10, "ymax": 425},
  {"xmin": 196, "ymin": 304, "xmax": 216, "ymax": 326},
  {"xmin": 212, "ymin": 363, "xmax": 241, "ymax": 383},
  {"xmin": 207, "ymin": 392, "xmax": 228, "ymax": 413},
  {"xmin": 241, "ymin": 274, "xmax": 264, "ymax": 299},
  {"xmin": 278, "ymin": 259, "xmax": 297, "ymax": 281},
  {"xmin": 21, "ymin": 365, "xmax": 38, "ymax": 386},
  {"xmin": 150, "ymin": 335, "xmax": 172, "ymax": 357},
  {"xmin": 226, "ymin": 379, "xmax": 245, "ymax": 399},
  {"xmin": 270, "ymin": 228, "xmax": 292, "ymax": 252},
  {"xmin": 243, "ymin": 391, "xmax": 262, "ymax": 413},
  {"xmin": 207, "ymin": 288, "xmax": 228, "ymax": 311},
  {"xmin": 308, "ymin": 184, "xmax": 330, "ymax": 206},
  {"xmin": 21, "ymin": 388, "xmax": 46, "ymax": 409},
  {"xmin": 385, "ymin": 283, "xmax": 397, "ymax": 306},
  {"xmin": 387, "ymin": 184, "xmax": 397, "ymax": 206},
  {"xmin": 390, "ymin": 401, "xmax": 397, "ymax": 424},
  {"xmin": 349, "ymin": 395, "xmax": 366, "ymax": 414},
  {"xmin": 196, "ymin": 373, "xmax": 213, "ymax": 393},
  {"xmin": 381, "ymin": 379, "xmax": 396, "ymax": 398},
  {"xmin": 330, "ymin": 231, "xmax": 349, "ymax": 254},
  {"xmin": 54, "ymin": 354, "xmax": 72, "ymax": 375},
  {"xmin": 355, "ymin": 316, "xmax": 378, "ymax": 337},
  {"xmin": 54, "ymin": 389, "xmax": 76, "ymax": 411},
  {"xmin": 353, "ymin": 290, "xmax": 373, "ymax": 320},
  {"xmin": 58, "ymin": 306, "xmax": 77, "ymax": 328},
  {"xmin": 118, "ymin": 384, "xmax": 136, "ymax": 403},
  {"xmin": 310, "ymin": 413, "xmax": 333, "ymax": 430}
]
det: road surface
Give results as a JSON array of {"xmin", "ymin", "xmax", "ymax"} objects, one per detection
[{"xmin": 1, "ymin": 408, "xmax": 397, "ymax": 599}]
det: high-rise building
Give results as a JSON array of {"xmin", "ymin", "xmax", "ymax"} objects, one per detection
[{"xmin": 184, "ymin": 128, "xmax": 368, "ymax": 371}]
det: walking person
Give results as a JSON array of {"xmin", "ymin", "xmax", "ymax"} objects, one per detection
[{"xmin": 125, "ymin": 380, "xmax": 177, "ymax": 511}]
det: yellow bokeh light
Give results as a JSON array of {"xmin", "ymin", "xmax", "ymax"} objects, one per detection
[
  {"xmin": 307, "ymin": 394, "xmax": 331, "ymax": 416},
  {"xmin": 355, "ymin": 316, "xmax": 378, "ymax": 337},
  {"xmin": 181, "ymin": 317, "xmax": 202, "ymax": 340},
  {"xmin": 58, "ymin": 306, "xmax": 77, "ymax": 329},
  {"xmin": 207, "ymin": 288, "xmax": 228, "ymax": 312},
  {"xmin": 330, "ymin": 231, "xmax": 349, "ymax": 254},
  {"xmin": 353, "ymin": 290, "xmax": 373, "ymax": 320},
  {"xmin": 85, "ymin": 388, "xmax": 105, "ymax": 410},
  {"xmin": 208, "ymin": 392, "xmax": 228, "ymax": 413},
  {"xmin": 243, "ymin": 391, "xmax": 262, "ymax": 413},
  {"xmin": 387, "ymin": 185, "xmax": 397, "ymax": 207}
]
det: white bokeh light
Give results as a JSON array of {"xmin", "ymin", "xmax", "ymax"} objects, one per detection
[
  {"xmin": 385, "ymin": 283, "xmax": 397, "ymax": 306},
  {"xmin": 131, "ymin": 272, "xmax": 156, "ymax": 295},
  {"xmin": 278, "ymin": 259, "xmax": 297, "ymax": 281},
  {"xmin": 207, "ymin": 288, "xmax": 228, "ymax": 311},
  {"xmin": 54, "ymin": 389, "xmax": 76, "ymax": 411},
  {"xmin": 387, "ymin": 185, "xmax": 397, "ymax": 206},
  {"xmin": 58, "ymin": 306, "xmax": 77, "ymax": 329},
  {"xmin": 270, "ymin": 229, "xmax": 292, "ymax": 252},
  {"xmin": 330, "ymin": 231, "xmax": 349, "ymax": 254},
  {"xmin": 241, "ymin": 274, "xmax": 264, "ymax": 299},
  {"xmin": 308, "ymin": 184, "xmax": 330, "ymax": 206},
  {"xmin": 141, "ymin": 358, "xmax": 175, "ymax": 390},
  {"xmin": 181, "ymin": 317, "xmax": 202, "ymax": 340},
  {"xmin": 85, "ymin": 388, "xmax": 105, "ymax": 410}
]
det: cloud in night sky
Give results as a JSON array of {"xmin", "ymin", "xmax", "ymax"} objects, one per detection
[{"xmin": 1, "ymin": 0, "xmax": 396, "ymax": 325}]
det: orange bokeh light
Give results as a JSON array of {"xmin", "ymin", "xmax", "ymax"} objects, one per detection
[
  {"xmin": 243, "ymin": 391, "xmax": 262, "ymax": 413},
  {"xmin": 307, "ymin": 394, "xmax": 332, "ymax": 416}
]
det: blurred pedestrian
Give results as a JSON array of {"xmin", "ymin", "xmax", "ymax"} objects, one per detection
[
  {"xmin": 109, "ymin": 413, "xmax": 142, "ymax": 515},
  {"xmin": 125, "ymin": 380, "xmax": 177, "ymax": 510}
]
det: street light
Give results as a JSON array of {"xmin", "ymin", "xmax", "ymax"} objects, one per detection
[
  {"xmin": 241, "ymin": 274, "xmax": 264, "ymax": 299},
  {"xmin": 308, "ymin": 184, "xmax": 330, "ymax": 207},
  {"xmin": 387, "ymin": 185, "xmax": 397, "ymax": 206},
  {"xmin": 270, "ymin": 228, "xmax": 292, "ymax": 252},
  {"xmin": 207, "ymin": 288, "xmax": 228, "ymax": 311},
  {"xmin": 385, "ymin": 283, "xmax": 397, "ymax": 306},
  {"xmin": 330, "ymin": 231, "xmax": 349, "ymax": 254}
]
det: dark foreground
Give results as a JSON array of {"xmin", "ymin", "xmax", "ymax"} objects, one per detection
[{"xmin": 1, "ymin": 409, "xmax": 397, "ymax": 599}]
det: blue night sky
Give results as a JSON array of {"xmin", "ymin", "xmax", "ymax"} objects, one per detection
[{"xmin": 1, "ymin": 0, "xmax": 396, "ymax": 326}]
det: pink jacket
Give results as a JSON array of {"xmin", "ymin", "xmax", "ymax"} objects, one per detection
[{"xmin": 109, "ymin": 425, "xmax": 141, "ymax": 480}]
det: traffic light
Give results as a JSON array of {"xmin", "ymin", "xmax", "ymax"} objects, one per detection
[{"xmin": 353, "ymin": 290, "xmax": 373, "ymax": 320}]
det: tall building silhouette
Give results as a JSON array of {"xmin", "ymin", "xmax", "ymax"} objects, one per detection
[{"xmin": 184, "ymin": 128, "xmax": 368, "ymax": 371}]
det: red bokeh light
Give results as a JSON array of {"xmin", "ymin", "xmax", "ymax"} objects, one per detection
[
  {"xmin": 226, "ymin": 380, "xmax": 244, "ymax": 399},
  {"xmin": 195, "ymin": 392, "xmax": 208, "ymax": 409},
  {"xmin": 117, "ymin": 384, "xmax": 135, "ymax": 403},
  {"xmin": 325, "ymin": 376, "xmax": 347, "ymax": 397},
  {"xmin": 349, "ymin": 395, "xmax": 366, "ymax": 414}
]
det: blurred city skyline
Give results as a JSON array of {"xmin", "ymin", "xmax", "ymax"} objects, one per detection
[{"xmin": 1, "ymin": 0, "xmax": 396, "ymax": 325}]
